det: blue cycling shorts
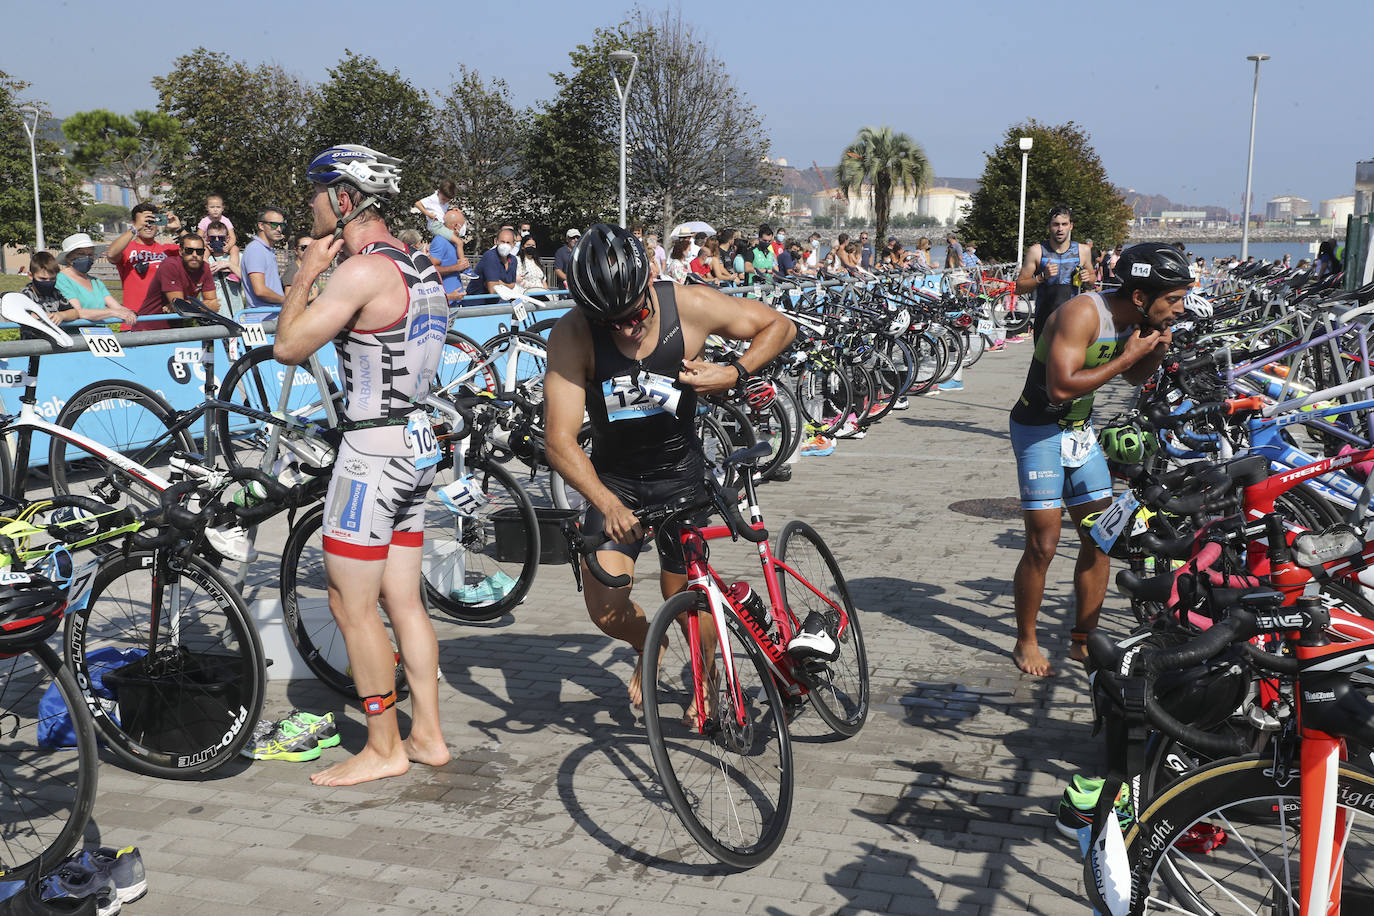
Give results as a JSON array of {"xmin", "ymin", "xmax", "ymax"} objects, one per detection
[{"xmin": 1009, "ymin": 417, "xmax": 1112, "ymax": 511}]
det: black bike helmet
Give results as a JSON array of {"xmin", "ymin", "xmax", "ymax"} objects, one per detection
[
  {"xmin": 1115, "ymin": 243, "xmax": 1194, "ymax": 295},
  {"xmin": 0, "ymin": 572, "xmax": 67, "ymax": 653},
  {"xmin": 567, "ymin": 223, "xmax": 651, "ymax": 320}
]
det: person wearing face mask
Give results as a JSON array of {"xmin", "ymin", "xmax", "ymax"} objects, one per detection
[
  {"xmin": 554, "ymin": 228, "xmax": 580, "ymax": 288},
  {"xmin": 52, "ymin": 234, "xmax": 137, "ymax": 325},
  {"xmin": 201, "ymin": 219, "xmax": 246, "ymax": 316},
  {"xmin": 467, "ymin": 227, "xmax": 520, "ymax": 297},
  {"xmin": 516, "ymin": 237, "xmax": 547, "ymax": 292},
  {"xmin": 772, "ymin": 230, "xmax": 787, "ymax": 259},
  {"xmin": 20, "ymin": 251, "xmax": 69, "ymax": 319}
]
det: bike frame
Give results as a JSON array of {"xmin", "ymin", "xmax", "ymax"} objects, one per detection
[{"xmin": 672, "ymin": 481, "xmax": 852, "ymax": 734}]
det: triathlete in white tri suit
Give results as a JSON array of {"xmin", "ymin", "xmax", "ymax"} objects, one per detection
[{"xmin": 275, "ymin": 144, "xmax": 452, "ymax": 786}]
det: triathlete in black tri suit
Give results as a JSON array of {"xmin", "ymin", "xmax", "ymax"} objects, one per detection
[
  {"xmin": 1016, "ymin": 205, "xmax": 1096, "ymax": 342},
  {"xmin": 275, "ymin": 145, "xmax": 452, "ymax": 786},
  {"xmin": 545, "ymin": 224, "xmax": 796, "ymax": 706}
]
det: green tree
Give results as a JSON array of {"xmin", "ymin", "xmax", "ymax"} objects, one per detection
[
  {"xmin": 154, "ymin": 49, "xmax": 315, "ymax": 235},
  {"xmin": 0, "ymin": 72, "xmax": 89, "ymax": 254},
  {"xmin": 525, "ymin": 26, "xmax": 627, "ymax": 236},
  {"xmin": 62, "ymin": 109, "xmax": 187, "ymax": 199},
  {"xmin": 835, "ymin": 126, "xmax": 930, "ymax": 249},
  {"xmin": 306, "ymin": 51, "xmax": 433, "ymax": 235},
  {"xmin": 434, "ymin": 67, "xmax": 533, "ymax": 242},
  {"xmin": 84, "ymin": 202, "xmax": 128, "ymax": 233},
  {"xmin": 526, "ymin": 13, "xmax": 777, "ymax": 240},
  {"xmin": 624, "ymin": 9, "xmax": 777, "ymax": 241},
  {"xmin": 961, "ymin": 120, "xmax": 1130, "ymax": 262}
]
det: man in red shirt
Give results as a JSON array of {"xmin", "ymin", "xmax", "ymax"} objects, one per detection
[
  {"xmin": 105, "ymin": 203, "xmax": 184, "ymax": 321},
  {"xmin": 139, "ymin": 232, "xmax": 219, "ymax": 328}
]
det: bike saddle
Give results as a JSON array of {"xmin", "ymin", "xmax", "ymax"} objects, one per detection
[
  {"xmin": 0, "ymin": 292, "xmax": 73, "ymax": 348},
  {"xmin": 170, "ymin": 297, "xmax": 244, "ymax": 332}
]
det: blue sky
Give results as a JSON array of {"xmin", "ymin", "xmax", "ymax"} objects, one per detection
[{"xmin": 9, "ymin": 0, "xmax": 1370, "ymax": 212}]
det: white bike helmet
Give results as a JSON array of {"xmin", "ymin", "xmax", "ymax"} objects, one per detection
[
  {"xmin": 1183, "ymin": 291, "xmax": 1214, "ymax": 318},
  {"xmin": 306, "ymin": 144, "xmax": 403, "ymax": 238}
]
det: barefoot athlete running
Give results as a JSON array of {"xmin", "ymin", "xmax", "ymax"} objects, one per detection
[
  {"xmin": 274, "ymin": 145, "xmax": 452, "ymax": 786},
  {"xmin": 1008, "ymin": 243, "xmax": 1190, "ymax": 676},
  {"xmin": 544, "ymin": 224, "xmax": 796, "ymax": 706}
]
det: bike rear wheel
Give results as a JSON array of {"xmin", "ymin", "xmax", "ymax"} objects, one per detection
[
  {"xmin": 50, "ymin": 381, "xmax": 192, "ymax": 512},
  {"xmin": 64, "ymin": 551, "xmax": 264, "ymax": 777},
  {"xmin": 215, "ymin": 345, "xmax": 339, "ymax": 474},
  {"xmin": 0, "ymin": 643, "xmax": 98, "ymax": 881},
  {"xmin": 776, "ymin": 521, "xmax": 869, "ymax": 736},
  {"xmin": 279, "ymin": 505, "xmax": 407, "ymax": 698},
  {"xmin": 642, "ymin": 590, "xmax": 793, "ymax": 868}
]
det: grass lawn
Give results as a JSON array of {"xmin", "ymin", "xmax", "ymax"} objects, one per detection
[{"xmin": 0, "ymin": 274, "xmax": 124, "ymax": 297}]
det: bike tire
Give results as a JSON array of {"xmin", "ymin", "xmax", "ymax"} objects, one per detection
[
  {"xmin": 744, "ymin": 396, "xmax": 794, "ymax": 481},
  {"xmin": 995, "ymin": 291, "xmax": 1032, "ymax": 335},
  {"xmin": 641, "ymin": 590, "xmax": 794, "ymax": 868},
  {"xmin": 0, "ymin": 642, "xmax": 98, "ymax": 881},
  {"xmin": 480, "ymin": 330, "xmax": 549, "ymax": 405},
  {"xmin": 50, "ymin": 381, "xmax": 192, "ymax": 512},
  {"xmin": 423, "ymin": 453, "xmax": 539, "ymax": 622},
  {"xmin": 278, "ymin": 505, "xmax": 406, "ymax": 698},
  {"xmin": 215, "ymin": 345, "xmax": 339, "ymax": 473},
  {"xmin": 792, "ymin": 364, "xmax": 853, "ymax": 438},
  {"xmin": 436, "ymin": 330, "xmax": 497, "ymax": 398},
  {"xmin": 776, "ymin": 520, "xmax": 869, "ymax": 736},
  {"xmin": 65, "ymin": 551, "xmax": 265, "ymax": 777},
  {"xmin": 1128, "ymin": 756, "xmax": 1374, "ymax": 914}
]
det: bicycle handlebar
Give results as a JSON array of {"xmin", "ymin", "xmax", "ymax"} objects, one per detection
[{"xmin": 129, "ymin": 481, "xmax": 215, "ymax": 550}]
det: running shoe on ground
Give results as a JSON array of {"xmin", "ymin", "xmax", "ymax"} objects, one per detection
[
  {"xmin": 836, "ymin": 419, "xmax": 866, "ymax": 439},
  {"xmin": 1055, "ymin": 780, "xmax": 1133, "ymax": 839},
  {"xmin": 787, "ymin": 611, "xmax": 839, "ymax": 661},
  {"xmin": 453, "ymin": 570, "xmax": 518, "ymax": 604},
  {"xmin": 892, "ymin": 396, "xmax": 910, "ymax": 411},
  {"xmin": 768, "ymin": 465, "xmax": 793, "ymax": 482},
  {"xmin": 39, "ymin": 866, "xmax": 119, "ymax": 916},
  {"xmin": 69, "ymin": 848, "xmax": 146, "ymax": 905},
  {"xmin": 800, "ymin": 436, "xmax": 835, "ymax": 457},
  {"xmin": 282, "ymin": 710, "xmax": 340, "ymax": 749},
  {"xmin": 241, "ymin": 718, "xmax": 321, "ymax": 762},
  {"xmin": 987, "ymin": 342, "xmax": 1006, "ymax": 352},
  {"xmin": 936, "ymin": 379, "xmax": 964, "ymax": 392}
]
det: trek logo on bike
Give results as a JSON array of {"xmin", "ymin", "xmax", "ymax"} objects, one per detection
[{"xmin": 602, "ymin": 372, "xmax": 681, "ymax": 421}]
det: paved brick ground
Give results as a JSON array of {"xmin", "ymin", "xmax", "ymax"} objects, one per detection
[{"xmin": 84, "ymin": 342, "xmax": 1144, "ymax": 915}]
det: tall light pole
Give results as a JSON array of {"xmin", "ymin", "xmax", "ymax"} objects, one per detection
[
  {"xmin": 1016, "ymin": 137, "xmax": 1033, "ymax": 262},
  {"xmin": 609, "ymin": 49, "xmax": 639, "ymax": 229},
  {"xmin": 18, "ymin": 104, "xmax": 45, "ymax": 251},
  {"xmin": 1240, "ymin": 54, "xmax": 1269, "ymax": 261}
]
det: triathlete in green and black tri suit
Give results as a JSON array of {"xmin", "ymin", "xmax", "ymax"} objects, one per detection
[{"xmin": 1007, "ymin": 243, "xmax": 1192, "ymax": 677}]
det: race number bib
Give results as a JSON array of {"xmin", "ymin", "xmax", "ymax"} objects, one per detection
[
  {"xmin": 405, "ymin": 413, "xmax": 440, "ymax": 470},
  {"xmin": 438, "ymin": 474, "xmax": 492, "ymax": 517},
  {"xmin": 1089, "ymin": 490, "xmax": 1140, "ymax": 554},
  {"xmin": 1061, "ymin": 426, "xmax": 1096, "ymax": 468},
  {"xmin": 601, "ymin": 371, "xmax": 681, "ymax": 421},
  {"xmin": 976, "ymin": 318, "xmax": 995, "ymax": 335}
]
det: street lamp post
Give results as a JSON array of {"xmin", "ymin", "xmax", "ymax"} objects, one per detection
[
  {"xmin": 609, "ymin": 50, "xmax": 639, "ymax": 229},
  {"xmin": 18, "ymin": 105, "xmax": 45, "ymax": 252},
  {"xmin": 1240, "ymin": 54, "xmax": 1270, "ymax": 261},
  {"xmin": 1016, "ymin": 137, "xmax": 1033, "ymax": 263}
]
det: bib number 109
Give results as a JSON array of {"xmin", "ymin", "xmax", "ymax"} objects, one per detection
[{"xmin": 80, "ymin": 329, "xmax": 125, "ymax": 358}]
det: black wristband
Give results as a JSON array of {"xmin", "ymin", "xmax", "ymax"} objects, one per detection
[{"xmin": 728, "ymin": 359, "xmax": 748, "ymax": 388}]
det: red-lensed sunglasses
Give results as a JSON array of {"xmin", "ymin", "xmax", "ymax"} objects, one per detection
[{"xmin": 600, "ymin": 301, "xmax": 653, "ymax": 330}]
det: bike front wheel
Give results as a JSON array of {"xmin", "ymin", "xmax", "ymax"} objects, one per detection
[
  {"xmin": 1131, "ymin": 756, "xmax": 1374, "ymax": 913},
  {"xmin": 641, "ymin": 590, "xmax": 794, "ymax": 868},
  {"xmin": 776, "ymin": 520, "xmax": 869, "ymax": 736},
  {"xmin": 0, "ymin": 643, "xmax": 98, "ymax": 881}
]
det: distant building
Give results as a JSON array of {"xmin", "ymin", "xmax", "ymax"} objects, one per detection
[
  {"xmin": 1357, "ymin": 160, "xmax": 1374, "ymax": 217},
  {"xmin": 1322, "ymin": 195, "xmax": 1356, "ymax": 226},
  {"xmin": 1266, "ymin": 195, "xmax": 1311, "ymax": 221},
  {"xmin": 918, "ymin": 187, "xmax": 972, "ymax": 226},
  {"xmin": 808, "ymin": 185, "xmax": 970, "ymax": 226}
]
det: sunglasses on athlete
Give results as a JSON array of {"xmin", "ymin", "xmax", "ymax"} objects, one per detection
[{"xmin": 598, "ymin": 301, "xmax": 653, "ymax": 331}]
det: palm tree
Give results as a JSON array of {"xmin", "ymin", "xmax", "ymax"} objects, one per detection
[{"xmin": 835, "ymin": 127, "xmax": 931, "ymax": 252}]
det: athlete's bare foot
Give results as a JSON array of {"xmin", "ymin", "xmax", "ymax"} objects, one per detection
[
  {"xmin": 309, "ymin": 746, "xmax": 410, "ymax": 787},
  {"xmin": 1069, "ymin": 638, "xmax": 1090, "ymax": 666},
  {"xmin": 628, "ymin": 654, "xmax": 645, "ymax": 709},
  {"xmin": 403, "ymin": 734, "xmax": 451, "ymax": 768},
  {"xmin": 1013, "ymin": 639, "xmax": 1054, "ymax": 677}
]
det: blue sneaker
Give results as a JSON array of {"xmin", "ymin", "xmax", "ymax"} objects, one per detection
[
  {"xmin": 39, "ymin": 863, "xmax": 119, "ymax": 915},
  {"xmin": 937, "ymin": 380, "xmax": 964, "ymax": 392},
  {"xmin": 69, "ymin": 846, "xmax": 147, "ymax": 905}
]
